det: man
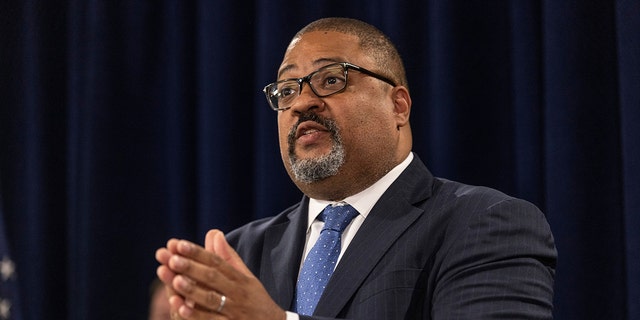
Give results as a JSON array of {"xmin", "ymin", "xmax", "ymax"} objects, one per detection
[{"xmin": 156, "ymin": 17, "xmax": 557, "ymax": 320}]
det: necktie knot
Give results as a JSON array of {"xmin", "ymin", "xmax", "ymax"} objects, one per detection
[{"xmin": 320, "ymin": 204, "xmax": 359, "ymax": 233}]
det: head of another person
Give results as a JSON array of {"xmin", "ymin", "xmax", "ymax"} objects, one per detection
[
  {"xmin": 148, "ymin": 278, "xmax": 170, "ymax": 320},
  {"xmin": 264, "ymin": 17, "xmax": 413, "ymax": 201}
]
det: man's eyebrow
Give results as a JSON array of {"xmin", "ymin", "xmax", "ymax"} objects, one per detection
[
  {"xmin": 277, "ymin": 58, "xmax": 344, "ymax": 80},
  {"xmin": 277, "ymin": 64, "xmax": 296, "ymax": 79}
]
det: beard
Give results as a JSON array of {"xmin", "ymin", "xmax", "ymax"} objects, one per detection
[{"xmin": 287, "ymin": 113, "xmax": 346, "ymax": 184}]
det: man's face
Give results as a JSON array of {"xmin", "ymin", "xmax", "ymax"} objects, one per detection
[{"xmin": 275, "ymin": 31, "xmax": 403, "ymax": 200}]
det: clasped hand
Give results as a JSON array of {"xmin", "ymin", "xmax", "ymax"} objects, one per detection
[{"xmin": 155, "ymin": 230, "xmax": 286, "ymax": 320}]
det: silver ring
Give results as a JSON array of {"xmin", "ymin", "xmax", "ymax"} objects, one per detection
[{"xmin": 216, "ymin": 294, "xmax": 227, "ymax": 313}]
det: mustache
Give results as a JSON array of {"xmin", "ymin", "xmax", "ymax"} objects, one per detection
[{"xmin": 287, "ymin": 112, "xmax": 337, "ymax": 146}]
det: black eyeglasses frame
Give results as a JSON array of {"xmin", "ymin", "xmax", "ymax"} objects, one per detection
[{"xmin": 263, "ymin": 62, "xmax": 397, "ymax": 111}]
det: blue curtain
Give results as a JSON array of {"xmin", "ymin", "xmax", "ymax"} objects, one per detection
[{"xmin": 1, "ymin": 1, "xmax": 638, "ymax": 319}]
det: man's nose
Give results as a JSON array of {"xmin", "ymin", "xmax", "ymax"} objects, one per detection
[{"xmin": 288, "ymin": 82, "xmax": 325, "ymax": 114}]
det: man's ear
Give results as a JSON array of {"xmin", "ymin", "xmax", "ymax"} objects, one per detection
[{"xmin": 392, "ymin": 86, "xmax": 411, "ymax": 128}]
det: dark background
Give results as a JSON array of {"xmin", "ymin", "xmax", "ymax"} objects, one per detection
[{"xmin": 1, "ymin": 1, "xmax": 638, "ymax": 319}]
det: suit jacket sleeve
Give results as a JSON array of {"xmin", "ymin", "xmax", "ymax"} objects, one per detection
[{"xmin": 430, "ymin": 195, "xmax": 556, "ymax": 319}]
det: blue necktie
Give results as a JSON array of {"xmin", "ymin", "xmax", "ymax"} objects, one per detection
[{"xmin": 294, "ymin": 204, "xmax": 359, "ymax": 315}]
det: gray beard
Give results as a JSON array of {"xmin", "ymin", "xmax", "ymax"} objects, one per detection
[{"xmin": 287, "ymin": 115, "xmax": 345, "ymax": 184}]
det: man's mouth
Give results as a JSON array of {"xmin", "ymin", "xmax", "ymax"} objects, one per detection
[
  {"xmin": 295, "ymin": 121, "xmax": 328, "ymax": 140},
  {"xmin": 301, "ymin": 129, "xmax": 320, "ymax": 136}
]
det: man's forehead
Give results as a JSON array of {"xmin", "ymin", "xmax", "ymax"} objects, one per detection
[
  {"xmin": 278, "ymin": 57, "xmax": 345, "ymax": 79},
  {"xmin": 285, "ymin": 36, "xmax": 302, "ymax": 52},
  {"xmin": 283, "ymin": 31, "xmax": 358, "ymax": 58},
  {"xmin": 278, "ymin": 32, "xmax": 361, "ymax": 77}
]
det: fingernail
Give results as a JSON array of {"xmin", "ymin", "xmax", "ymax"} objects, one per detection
[
  {"xmin": 179, "ymin": 305, "xmax": 193, "ymax": 317},
  {"xmin": 178, "ymin": 241, "xmax": 192, "ymax": 253},
  {"xmin": 171, "ymin": 255, "xmax": 186, "ymax": 269},
  {"xmin": 176, "ymin": 276, "xmax": 192, "ymax": 291}
]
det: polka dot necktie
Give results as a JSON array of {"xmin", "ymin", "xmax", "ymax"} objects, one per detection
[{"xmin": 294, "ymin": 204, "xmax": 359, "ymax": 316}]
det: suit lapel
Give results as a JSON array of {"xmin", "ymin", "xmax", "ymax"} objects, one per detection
[
  {"xmin": 313, "ymin": 156, "xmax": 434, "ymax": 317},
  {"xmin": 262, "ymin": 200, "xmax": 308, "ymax": 309}
]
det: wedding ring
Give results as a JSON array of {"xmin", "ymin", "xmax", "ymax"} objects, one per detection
[{"xmin": 217, "ymin": 294, "xmax": 227, "ymax": 313}]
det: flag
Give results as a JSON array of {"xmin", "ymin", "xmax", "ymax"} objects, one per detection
[{"xmin": 0, "ymin": 190, "xmax": 22, "ymax": 320}]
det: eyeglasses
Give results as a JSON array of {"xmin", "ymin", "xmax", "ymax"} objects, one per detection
[{"xmin": 263, "ymin": 62, "xmax": 397, "ymax": 111}]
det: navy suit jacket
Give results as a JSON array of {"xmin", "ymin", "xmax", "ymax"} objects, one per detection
[{"xmin": 227, "ymin": 155, "xmax": 557, "ymax": 319}]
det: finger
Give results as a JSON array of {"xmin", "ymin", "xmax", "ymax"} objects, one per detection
[
  {"xmin": 172, "ymin": 274, "xmax": 231, "ymax": 314},
  {"xmin": 173, "ymin": 240, "xmax": 245, "ymax": 283},
  {"xmin": 157, "ymin": 265, "xmax": 177, "ymax": 284},
  {"xmin": 156, "ymin": 247, "xmax": 173, "ymax": 264},
  {"xmin": 178, "ymin": 303, "xmax": 226, "ymax": 320},
  {"xmin": 168, "ymin": 254, "xmax": 235, "ymax": 292},
  {"xmin": 207, "ymin": 230, "xmax": 253, "ymax": 276},
  {"xmin": 169, "ymin": 294, "xmax": 187, "ymax": 320},
  {"xmin": 167, "ymin": 238, "xmax": 180, "ymax": 253},
  {"xmin": 204, "ymin": 230, "xmax": 217, "ymax": 253},
  {"xmin": 177, "ymin": 306, "xmax": 228, "ymax": 320}
]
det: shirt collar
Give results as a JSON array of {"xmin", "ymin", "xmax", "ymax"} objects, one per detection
[{"xmin": 307, "ymin": 152, "xmax": 414, "ymax": 230}]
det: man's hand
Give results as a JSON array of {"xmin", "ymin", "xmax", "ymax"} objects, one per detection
[{"xmin": 156, "ymin": 230, "xmax": 286, "ymax": 320}]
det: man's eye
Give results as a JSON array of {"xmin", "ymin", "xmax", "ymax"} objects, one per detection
[
  {"xmin": 320, "ymin": 75, "xmax": 344, "ymax": 88},
  {"xmin": 281, "ymin": 87, "xmax": 295, "ymax": 97},
  {"xmin": 278, "ymin": 84, "xmax": 298, "ymax": 98}
]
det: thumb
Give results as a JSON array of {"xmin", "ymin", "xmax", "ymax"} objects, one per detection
[{"xmin": 205, "ymin": 229, "xmax": 253, "ymax": 276}]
